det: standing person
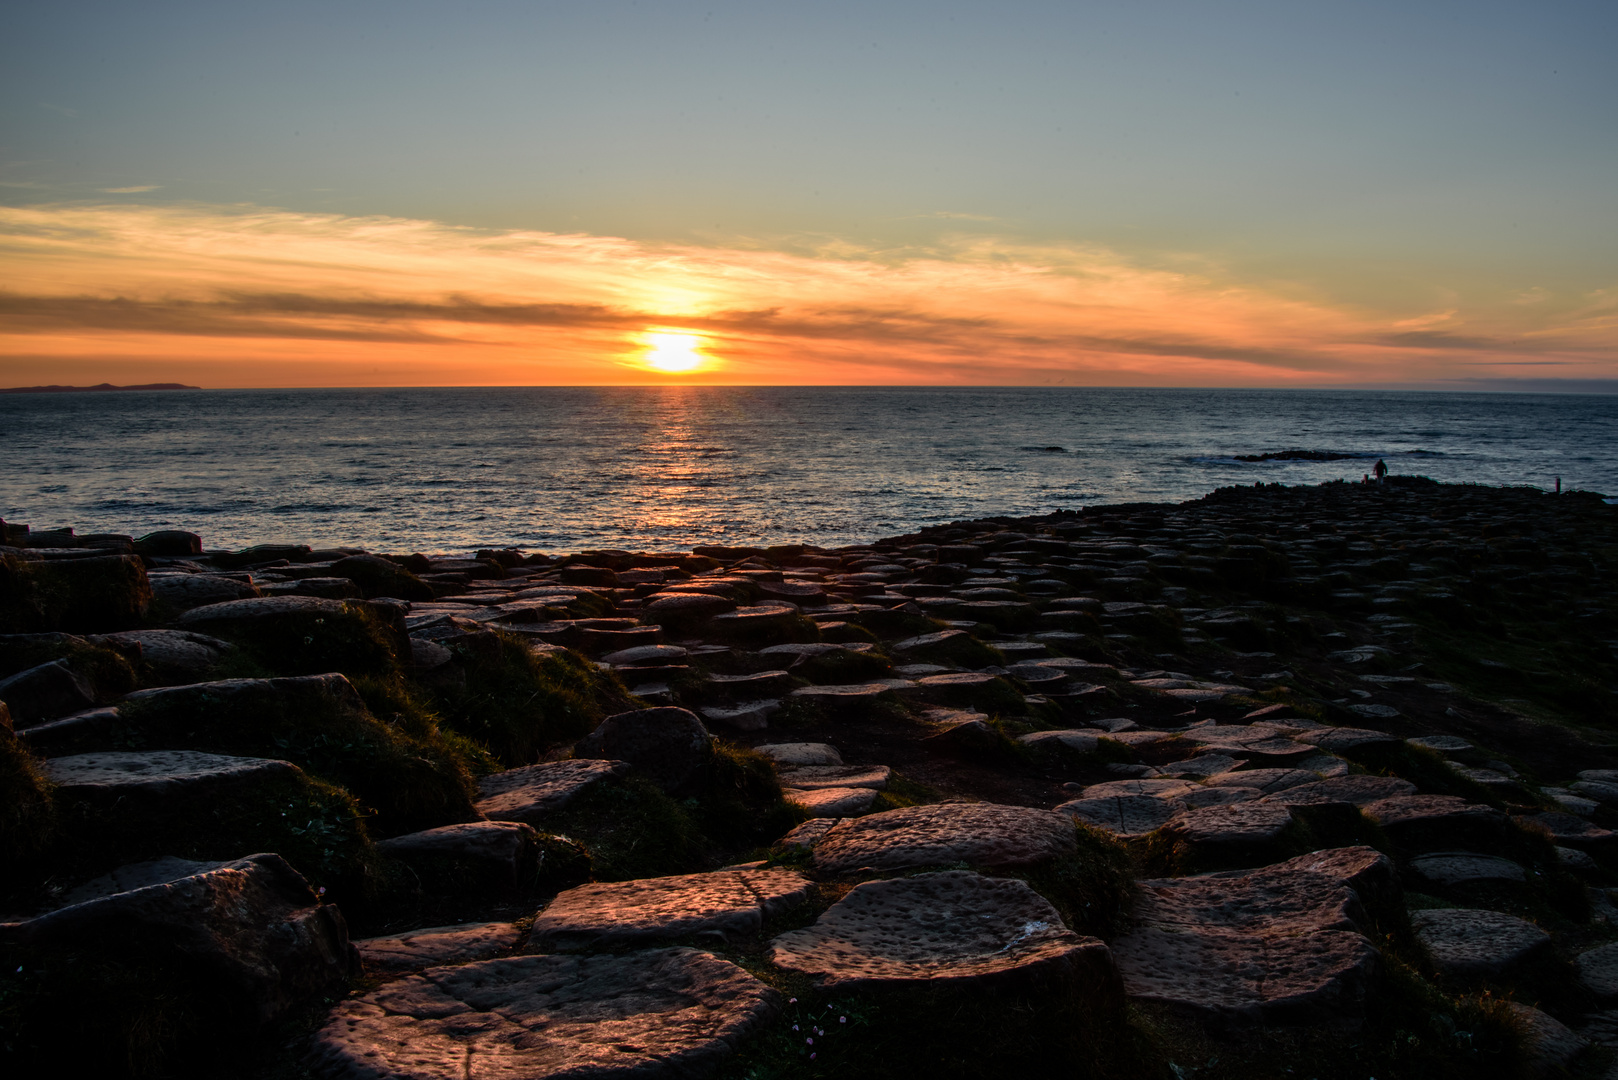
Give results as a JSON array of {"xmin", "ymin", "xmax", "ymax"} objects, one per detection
[{"xmin": 1373, "ymin": 459, "xmax": 1388, "ymax": 483}]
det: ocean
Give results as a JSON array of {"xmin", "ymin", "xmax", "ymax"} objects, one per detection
[{"xmin": 3, "ymin": 387, "xmax": 1615, "ymax": 553}]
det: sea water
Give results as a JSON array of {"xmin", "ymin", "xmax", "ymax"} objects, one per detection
[{"xmin": 3, "ymin": 387, "xmax": 1614, "ymax": 552}]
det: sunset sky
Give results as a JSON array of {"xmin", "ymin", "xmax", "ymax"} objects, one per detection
[{"xmin": 2, "ymin": 1, "xmax": 1614, "ymax": 388}]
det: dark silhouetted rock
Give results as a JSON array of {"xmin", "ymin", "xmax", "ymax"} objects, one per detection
[
  {"xmin": 574, "ymin": 707, "xmax": 712, "ymax": 794},
  {"xmin": 0, "ymin": 659, "xmax": 96, "ymax": 728}
]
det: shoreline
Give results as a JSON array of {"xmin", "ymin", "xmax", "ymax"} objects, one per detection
[{"xmin": 4, "ymin": 476, "xmax": 1617, "ymax": 1077}]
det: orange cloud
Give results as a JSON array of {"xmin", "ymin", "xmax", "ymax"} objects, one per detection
[{"xmin": 0, "ymin": 203, "xmax": 1612, "ymax": 387}]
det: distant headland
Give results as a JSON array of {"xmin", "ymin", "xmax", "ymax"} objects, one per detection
[{"xmin": 0, "ymin": 382, "xmax": 201, "ymax": 394}]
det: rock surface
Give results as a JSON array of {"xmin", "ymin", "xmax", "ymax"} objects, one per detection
[
  {"xmin": 529, "ymin": 869, "xmax": 814, "ymax": 951},
  {"xmin": 475, "ymin": 759, "xmax": 630, "ymax": 823},
  {"xmin": 309, "ymin": 948, "xmax": 779, "ymax": 1079},
  {"xmin": 574, "ymin": 706, "xmax": 712, "ymax": 793},
  {"xmin": 768, "ymin": 870, "xmax": 1119, "ymax": 991},
  {"xmin": 809, "ymin": 802, "xmax": 1079, "ymax": 875}
]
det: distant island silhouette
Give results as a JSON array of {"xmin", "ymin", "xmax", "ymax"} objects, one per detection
[{"xmin": 0, "ymin": 382, "xmax": 201, "ymax": 394}]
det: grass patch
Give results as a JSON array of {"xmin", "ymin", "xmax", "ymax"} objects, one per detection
[
  {"xmin": 429, "ymin": 633, "xmax": 634, "ymax": 765},
  {"xmin": 1016, "ymin": 823, "xmax": 1136, "ymax": 938},
  {"xmin": 793, "ymin": 650, "xmax": 893, "ymax": 685},
  {"xmin": 0, "ymin": 733, "xmax": 56, "ymax": 893},
  {"xmin": 192, "ymin": 602, "xmax": 404, "ymax": 681},
  {"xmin": 0, "ymin": 553, "xmax": 151, "ymax": 633},
  {"xmin": 0, "ymin": 632, "xmax": 136, "ymax": 697},
  {"xmin": 541, "ymin": 775, "xmax": 706, "ymax": 881},
  {"xmin": 49, "ymin": 768, "xmax": 377, "ymax": 905},
  {"xmin": 719, "ymin": 966, "xmax": 1142, "ymax": 1080},
  {"xmin": 117, "ymin": 676, "xmax": 478, "ymax": 837}
]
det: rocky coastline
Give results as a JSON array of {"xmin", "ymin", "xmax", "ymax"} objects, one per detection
[{"xmin": 3, "ymin": 476, "xmax": 1617, "ymax": 1079}]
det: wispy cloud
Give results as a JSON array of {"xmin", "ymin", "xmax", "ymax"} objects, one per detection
[
  {"xmin": 100, "ymin": 185, "xmax": 160, "ymax": 194},
  {"xmin": 0, "ymin": 202, "xmax": 1612, "ymax": 387}
]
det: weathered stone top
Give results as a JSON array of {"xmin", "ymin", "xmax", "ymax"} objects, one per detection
[{"xmin": 810, "ymin": 802, "xmax": 1078, "ymax": 875}]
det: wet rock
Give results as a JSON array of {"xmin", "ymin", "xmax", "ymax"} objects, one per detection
[
  {"xmin": 1411, "ymin": 908, "xmax": 1551, "ymax": 978},
  {"xmin": 574, "ymin": 706, "xmax": 712, "ymax": 794},
  {"xmin": 768, "ymin": 870, "xmax": 1119, "ymax": 992},
  {"xmin": 355, "ymin": 922, "xmax": 521, "ymax": 974},
  {"xmin": 475, "ymin": 759, "xmax": 631, "ymax": 823},
  {"xmin": 530, "ymin": 869, "xmax": 814, "ymax": 952},
  {"xmin": 0, "ymin": 853, "xmax": 353, "ymax": 1027},
  {"xmin": 810, "ymin": 803, "xmax": 1078, "ymax": 875},
  {"xmin": 0, "ymin": 659, "xmax": 96, "ymax": 727},
  {"xmin": 1362, "ymin": 795, "xmax": 1508, "ymax": 853},
  {"xmin": 309, "ymin": 948, "xmax": 779, "ymax": 1080}
]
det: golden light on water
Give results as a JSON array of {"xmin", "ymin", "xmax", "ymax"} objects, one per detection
[{"xmin": 641, "ymin": 331, "xmax": 708, "ymax": 373}]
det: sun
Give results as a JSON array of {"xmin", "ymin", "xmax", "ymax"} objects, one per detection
[{"xmin": 641, "ymin": 331, "xmax": 707, "ymax": 373}]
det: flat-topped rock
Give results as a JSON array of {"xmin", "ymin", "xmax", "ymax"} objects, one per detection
[
  {"xmin": 176, "ymin": 594, "xmax": 349, "ymax": 626},
  {"xmin": 1263, "ymin": 774, "xmax": 1417, "ymax": 807},
  {"xmin": 99, "ymin": 628, "xmax": 233, "ymax": 672},
  {"xmin": 1204, "ymin": 768, "xmax": 1320, "ymax": 794},
  {"xmin": 356, "ymin": 922, "xmax": 522, "ymax": 974},
  {"xmin": 768, "ymin": 870, "xmax": 1119, "ymax": 992},
  {"xmin": 375, "ymin": 821, "xmax": 541, "ymax": 887},
  {"xmin": 1408, "ymin": 852, "xmax": 1526, "ymax": 888},
  {"xmin": 777, "ymin": 764, "xmax": 891, "ymax": 790},
  {"xmin": 3, "ymin": 853, "xmax": 352, "ymax": 1028},
  {"xmin": 1112, "ymin": 925, "xmax": 1377, "ymax": 1026},
  {"xmin": 574, "ymin": 707, "xmax": 712, "ymax": 793},
  {"xmin": 1515, "ymin": 811, "xmax": 1618, "ymax": 852},
  {"xmin": 1056, "ymin": 794, "xmax": 1184, "ymax": 838},
  {"xmin": 1362, "ymin": 795, "xmax": 1507, "ymax": 853},
  {"xmin": 600, "ymin": 644, "xmax": 688, "ymax": 666},
  {"xmin": 1575, "ymin": 942, "xmax": 1618, "ymax": 999},
  {"xmin": 529, "ymin": 869, "xmax": 815, "ymax": 952},
  {"xmin": 785, "ymin": 786, "xmax": 881, "ymax": 817},
  {"xmin": 754, "ymin": 742, "xmax": 843, "ymax": 766},
  {"xmin": 43, "ymin": 749, "xmax": 301, "ymax": 802},
  {"xmin": 1081, "ymin": 778, "xmax": 1199, "ymax": 800},
  {"xmin": 1018, "ymin": 729, "xmax": 1103, "ymax": 753},
  {"xmin": 640, "ymin": 592, "xmax": 736, "ymax": 624},
  {"xmin": 790, "ymin": 680, "xmax": 912, "ymax": 701},
  {"xmin": 1110, "ymin": 848, "xmax": 1392, "ymax": 1025},
  {"xmin": 148, "ymin": 572, "xmax": 261, "ymax": 611},
  {"xmin": 475, "ymin": 759, "xmax": 630, "ymax": 823},
  {"xmin": 309, "ymin": 949, "xmax": 778, "ymax": 1080},
  {"xmin": 1162, "ymin": 803, "xmax": 1296, "ymax": 865},
  {"xmin": 811, "ymin": 803, "xmax": 1079, "ymax": 875},
  {"xmin": 1297, "ymin": 727, "xmax": 1400, "ymax": 751},
  {"xmin": 58, "ymin": 856, "xmax": 224, "ymax": 906},
  {"xmin": 1410, "ymin": 908, "xmax": 1551, "ymax": 978},
  {"xmin": 697, "ymin": 700, "xmax": 781, "ymax": 731},
  {"xmin": 1156, "ymin": 754, "xmax": 1246, "ymax": 779}
]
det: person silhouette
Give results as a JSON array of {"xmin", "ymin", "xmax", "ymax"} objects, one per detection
[{"xmin": 1373, "ymin": 459, "xmax": 1388, "ymax": 483}]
